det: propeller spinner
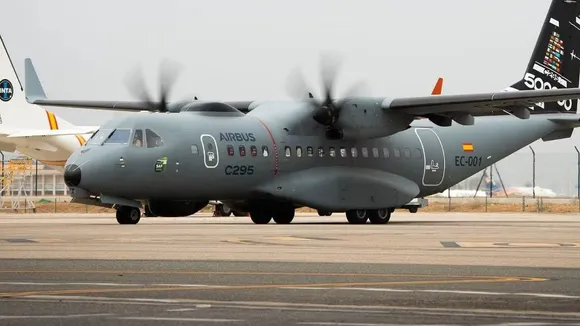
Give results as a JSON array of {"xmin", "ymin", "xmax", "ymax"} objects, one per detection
[
  {"xmin": 286, "ymin": 54, "xmax": 368, "ymax": 137},
  {"xmin": 124, "ymin": 59, "xmax": 185, "ymax": 113}
]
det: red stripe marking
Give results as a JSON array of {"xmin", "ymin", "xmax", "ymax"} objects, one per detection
[{"xmin": 254, "ymin": 118, "xmax": 279, "ymax": 175}]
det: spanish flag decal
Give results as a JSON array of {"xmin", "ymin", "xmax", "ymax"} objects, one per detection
[{"xmin": 462, "ymin": 143, "xmax": 474, "ymax": 152}]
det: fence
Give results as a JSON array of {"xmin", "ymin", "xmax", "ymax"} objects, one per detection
[{"xmin": 448, "ymin": 145, "xmax": 580, "ymax": 198}]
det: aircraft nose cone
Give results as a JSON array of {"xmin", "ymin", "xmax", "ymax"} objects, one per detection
[{"xmin": 64, "ymin": 164, "xmax": 82, "ymax": 187}]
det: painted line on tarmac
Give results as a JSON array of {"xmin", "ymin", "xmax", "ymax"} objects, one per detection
[
  {"xmin": 15, "ymin": 295, "xmax": 580, "ymax": 320},
  {"xmin": 0, "ymin": 277, "xmax": 531, "ymax": 298},
  {"xmin": 441, "ymin": 241, "xmax": 580, "ymax": 248},
  {"xmin": 0, "ymin": 269, "xmax": 539, "ymax": 280},
  {"xmin": 283, "ymin": 287, "xmax": 580, "ymax": 299}
]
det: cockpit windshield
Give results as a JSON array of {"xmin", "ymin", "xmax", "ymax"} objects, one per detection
[
  {"xmin": 103, "ymin": 129, "xmax": 132, "ymax": 145},
  {"xmin": 86, "ymin": 129, "xmax": 112, "ymax": 146}
]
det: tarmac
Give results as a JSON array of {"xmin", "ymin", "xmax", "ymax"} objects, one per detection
[{"xmin": 0, "ymin": 212, "xmax": 579, "ymax": 325}]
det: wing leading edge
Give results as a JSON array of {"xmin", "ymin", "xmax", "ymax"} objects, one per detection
[{"xmin": 383, "ymin": 87, "xmax": 580, "ymax": 117}]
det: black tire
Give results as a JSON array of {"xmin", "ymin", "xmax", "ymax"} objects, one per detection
[
  {"xmin": 273, "ymin": 208, "xmax": 295, "ymax": 224},
  {"xmin": 249, "ymin": 207, "xmax": 272, "ymax": 224},
  {"xmin": 116, "ymin": 206, "xmax": 141, "ymax": 224},
  {"xmin": 409, "ymin": 207, "xmax": 418, "ymax": 213},
  {"xmin": 346, "ymin": 209, "xmax": 368, "ymax": 224},
  {"xmin": 368, "ymin": 208, "xmax": 391, "ymax": 224},
  {"xmin": 216, "ymin": 204, "xmax": 232, "ymax": 216}
]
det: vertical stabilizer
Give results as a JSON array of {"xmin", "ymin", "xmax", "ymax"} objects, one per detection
[
  {"xmin": 508, "ymin": 0, "xmax": 580, "ymax": 113},
  {"xmin": 0, "ymin": 35, "xmax": 25, "ymax": 106}
]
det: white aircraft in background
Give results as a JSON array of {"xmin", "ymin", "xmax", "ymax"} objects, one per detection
[
  {"xmin": 0, "ymin": 35, "xmax": 97, "ymax": 170},
  {"xmin": 431, "ymin": 170, "xmax": 558, "ymax": 198}
]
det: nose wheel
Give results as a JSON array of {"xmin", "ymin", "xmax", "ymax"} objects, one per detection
[
  {"xmin": 116, "ymin": 206, "xmax": 141, "ymax": 224},
  {"xmin": 346, "ymin": 209, "xmax": 391, "ymax": 224}
]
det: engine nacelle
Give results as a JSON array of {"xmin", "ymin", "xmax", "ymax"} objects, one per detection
[
  {"xmin": 147, "ymin": 199, "xmax": 209, "ymax": 217},
  {"xmin": 329, "ymin": 98, "xmax": 415, "ymax": 140}
]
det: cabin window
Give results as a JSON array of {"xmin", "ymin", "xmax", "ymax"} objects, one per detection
[
  {"xmin": 318, "ymin": 146, "xmax": 325, "ymax": 157},
  {"xmin": 340, "ymin": 147, "xmax": 347, "ymax": 158},
  {"xmin": 307, "ymin": 146, "xmax": 313, "ymax": 157},
  {"xmin": 372, "ymin": 147, "xmax": 379, "ymax": 158},
  {"xmin": 414, "ymin": 148, "xmax": 422, "ymax": 158},
  {"xmin": 103, "ymin": 128, "xmax": 131, "ymax": 145},
  {"xmin": 383, "ymin": 148, "xmax": 390, "ymax": 158},
  {"xmin": 285, "ymin": 146, "xmax": 291, "ymax": 157},
  {"xmin": 361, "ymin": 147, "xmax": 368, "ymax": 158},
  {"xmin": 351, "ymin": 147, "xmax": 358, "ymax": 158},
  {"xmin": 262, "ymin": 145, "xmax": 269, "ymax": 157},
  {"xmin": 132, "ymin": 129, "xmax": 144, "ymax": 147},
  {"xmin": 296, "ymin": 146, "xmax": 303, "ymax": 157},
  {"xmin": 145, "ymin": 129, "xmax": 164, "ymax": 148},
  {"xmin": 191, "ymin": 144, "xmax": 199, "ymax": 155},
  {"xmin": 329, "ymin": 147, "xmax": 336, "ymax": 157},
  {"xmin": 239, "ymin": 145, "xmax": 246, "ymax": 156},
  {"xmin": 227, "ymin": 145, "xmax": 234, "ymax": 156},
  {"xmin": 250, "ymin": 145, "xmax": 257, "ymax": 157},
  {"xmin": 394, "ymin": 148, "xmax": 400, "ymax": 158},
  {"xmin": 404, "ymin": 148, "xmax": 411, "ymax": 158}
]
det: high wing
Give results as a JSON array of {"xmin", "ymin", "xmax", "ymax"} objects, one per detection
[{"xmin": 383, "ymin": 88, "xmax": 580, "ymax": 119}]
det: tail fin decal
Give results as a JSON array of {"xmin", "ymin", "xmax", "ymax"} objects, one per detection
[
  {"xmin": 0, "ymin": 35, "xmax": 24, "ymax": 105},
  {"xmin": 45, "ymin": 110, "xmax": 59, "ymax": 130},
  {"xmin": 509, "ymin": 0, "xmax": 580, "ymax": 113}
]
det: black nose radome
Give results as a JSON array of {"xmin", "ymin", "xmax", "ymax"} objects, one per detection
[{"xmin": 64, "ymin": 164, "xmax": 82, "ymax": 187}]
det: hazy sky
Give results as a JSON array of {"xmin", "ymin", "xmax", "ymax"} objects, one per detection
[{"xmin": 1, "ymin": 0, "xmax": 578, "ymax": 155}]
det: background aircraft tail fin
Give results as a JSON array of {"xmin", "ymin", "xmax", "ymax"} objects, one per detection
[
  {"xmin": 508, "ymin": 0, "xmax": 580, "ymax": 113},
  {"xmin": 0, "ymin": 34, "xmax": 26, "ymax": 106}
]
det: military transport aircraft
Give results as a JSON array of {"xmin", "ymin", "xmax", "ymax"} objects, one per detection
[
  {"xmin": 0, "ymin": 32, "xmax": 444, "ymax": 217},
  {"xmin": 27, "ymin": 0, "xmax": 580, "ymax": 224}
]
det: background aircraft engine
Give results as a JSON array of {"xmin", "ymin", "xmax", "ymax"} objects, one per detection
[{"xmin": 147, "ymin": 200, "xmax": 209, "ymax": 217}]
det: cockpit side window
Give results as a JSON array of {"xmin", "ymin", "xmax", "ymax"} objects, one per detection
[
  {"xmin": 132, "ymin": 129, "xmax": 144, "ymax": 147},
  {"xmin": 86, "ymin": 129, "xmax": 112, "ymax": 146},
  {"xmin": 103, "ymin": 128, "xmax": 131, "ymax": 145},
  {"xmin": 145, "ymin": 129, "xmax": 164, "ymax": 148}
]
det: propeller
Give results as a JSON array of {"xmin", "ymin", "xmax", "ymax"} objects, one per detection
[
  {"xmin": 124, "ymin": 59, "xmax": 185, "ymax": 112},
  {"xmin": 286, "ymin": 54, "xmax": 368, "ymax": 131}
]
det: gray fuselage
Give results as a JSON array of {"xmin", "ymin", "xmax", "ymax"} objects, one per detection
[{"xmin": 65, "ymin": 102, "xmax": 567, "ymax": 211}]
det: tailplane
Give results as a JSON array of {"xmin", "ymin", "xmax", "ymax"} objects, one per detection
[{"xmin": 507, "ymin": 0, "xmax": 580, "ymax": 114}]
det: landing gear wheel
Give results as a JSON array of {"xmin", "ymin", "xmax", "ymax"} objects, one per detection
[
  {"xmin": 215, "ymin": 204, "xmax": 232, "ymax": 216},
  {"xmin": 116, "ymin": 206, "xmax": 141, "ymax": 225},
  {"xmin": 317, "ymin": 210, "xmax": 332, "ymax": 216},
  {"xmin": 346, "ymin": 209, "xmax": 368, "ymax": 224},
  {"xmin": 408, "ymin": 207, "xmax": 418, "ymax": 213},
  {"xmin": 249, "ymin": 207, "xmax": 272, "ymax": 224},
  {"xmin": 273, "ymin": 207, "xmax": 295, "ymax": 224},
  {"xmin": 368, "ymin": 208, "xmax": 391, "ymax": 224}
]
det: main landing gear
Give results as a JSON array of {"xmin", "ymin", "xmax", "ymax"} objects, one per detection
[
  {"xmin": 345, "ymin": 208, "xmax": 392, "ymax": 224},
  {"xmin": 116, "ymin": 205, "xmax": 141, "ymax": 224},
  {"xmin": 249, "ymin": 202, "xmax": 295, "ymax": 224}
]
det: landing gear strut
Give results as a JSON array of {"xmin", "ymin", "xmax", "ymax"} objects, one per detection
[
  {"xmin": 345, "ymin": 208, "xmax": 391, "ymax": 224},
  {"xmin": 116, "ymin": 206, "xmax": 141, "ymax": 224}
]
